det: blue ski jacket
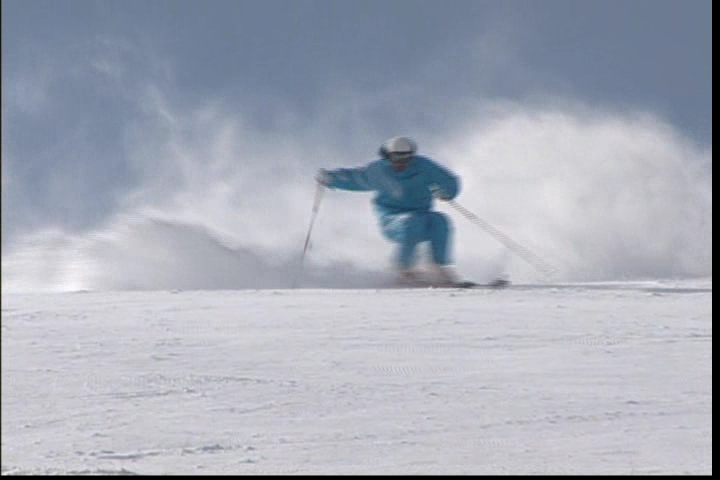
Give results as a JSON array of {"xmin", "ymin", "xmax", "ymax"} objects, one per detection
[{"xmin": 322, "ymin": 155, "xmax": 460, "ymax": 219}]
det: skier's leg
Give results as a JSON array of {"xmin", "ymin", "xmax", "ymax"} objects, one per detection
[
  {"xmin": 427, "ymin": 211, "xmax": 462, "ymax": 285},
  {"xmin": 396, "ymin": 213, "xmax": 425, "ymax": 269},
  {"xmin": 427, "ymin": 211, "xmax": 452, "ymax": 265},
  {"xmin": 380, "ymin": 212, "xmax": 424, "ymax": 270}
]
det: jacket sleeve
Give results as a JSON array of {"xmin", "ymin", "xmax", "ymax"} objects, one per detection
[
  {"xmin": 425, "ymin": 159, "xmax": 460, "ymax": 200},
  {"xmin": 324, "ymin": 166, "xmax": 376, "ymax": 191}
]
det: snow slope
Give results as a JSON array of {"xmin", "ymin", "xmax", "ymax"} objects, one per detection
[{"xmin": 1, "ymin": 278, "xmax": 712, "ymax": 474}]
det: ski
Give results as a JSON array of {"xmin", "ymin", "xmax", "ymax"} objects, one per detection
[
  {"xmin": 392, "ymin": 278, "xmax": 510, "ymax": 289},
  {"xmin": 441, "ymin": 278, "xmax": 510, "ymax": 289}
]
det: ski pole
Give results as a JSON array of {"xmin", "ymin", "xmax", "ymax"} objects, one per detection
[
  {"xmin": 447, "ymin": 199, "xmax": 557, "ymax": 277},
  {"xmin": 294, "ymin": 182, "xmax": 325, "ymax": 287}
]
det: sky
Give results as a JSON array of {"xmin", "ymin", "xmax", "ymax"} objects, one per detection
[
  {"xmin": 1, "ymin": 280, "xmax": 713, "ymax": 474},
  {"xmin": 1, "ymin": 0, "xmax": 713, "ymax": 292}
]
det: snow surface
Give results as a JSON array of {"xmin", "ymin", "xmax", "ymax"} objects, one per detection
[{"xmin": 1, "ymin": 278, "xmax": 711, "ymax": 475}]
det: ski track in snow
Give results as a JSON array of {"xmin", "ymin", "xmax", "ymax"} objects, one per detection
[{"xmin": 1, "ymin": 280, "xmax": 712, "ymax": 475}]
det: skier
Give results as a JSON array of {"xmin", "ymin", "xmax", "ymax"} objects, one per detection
[{"xmin": 316, "ymin": 136, "xmax": 464, "ymax": 286}]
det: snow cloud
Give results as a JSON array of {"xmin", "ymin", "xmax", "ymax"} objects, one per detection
[{"xmin": 1, "ymin": 36, "xmax": 711, "ymax": 292}]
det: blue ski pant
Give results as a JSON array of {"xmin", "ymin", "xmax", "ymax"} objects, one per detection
[{"xmin": 379, "ymin": 210, "xmax": 453, "ymax": 269}]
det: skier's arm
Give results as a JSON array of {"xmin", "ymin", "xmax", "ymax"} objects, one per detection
[
  {"xmin": 426, "ymin": 160, "xmax": 460, "ymax": 200},
  {"xmin": 316, "ymin": 167, "xmax": 375, "ymax": 191}
]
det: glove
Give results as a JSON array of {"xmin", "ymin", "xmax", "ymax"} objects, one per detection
[
  {"xmin": 315, "ymin": 168, "xmax": 331, "ymax": 186},
  {"xmin": 430, "ymin": 184, "xmax": 450, "ymax": 200}
]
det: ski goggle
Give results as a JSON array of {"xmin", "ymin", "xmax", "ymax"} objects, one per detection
[{"xmin": 387, "ymin": 152, "xmax": 413, "ymax": 165}]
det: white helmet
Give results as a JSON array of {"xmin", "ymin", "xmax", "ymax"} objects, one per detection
[{"xmin": 379, "ymin": 136, "xmax": 417, "ymax": 164}]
